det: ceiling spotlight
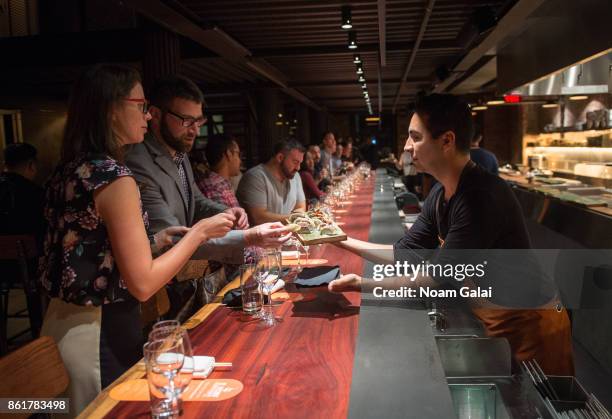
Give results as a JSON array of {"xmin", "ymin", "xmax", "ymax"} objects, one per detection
[
  {"xmin": 341, "ymin": 5, "xmax": 353, "ymax": 30},
  {"xmin": 353, "ymin": 54, "xmax": 361, "ymax": 64},
  {"xmin": 358, "ymin": 75, "xmax": 365, "ymax": 83},
  {"xmin": 348, "ymin": 31, "xmax": 358, "ymax": 49},
  {"xmin": 356, "ymin": 65, "xmax": 363, "ymax": 75}
]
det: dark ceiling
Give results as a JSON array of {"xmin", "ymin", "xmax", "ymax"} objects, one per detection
[{"xmin": 0, "ymin": 0, "xmax": 514, "ymax": 113}]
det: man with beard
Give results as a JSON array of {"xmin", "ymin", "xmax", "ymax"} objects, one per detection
[
  {"xmin": 237, "ymin": 139, "xmax": 306, "ymax": 225},
  {"xmin": 126, "ymin": 75, "xmax": 290, "ymax": 319}
]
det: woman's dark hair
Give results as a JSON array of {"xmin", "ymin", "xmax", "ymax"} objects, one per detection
[
  {"xmin": 61, "ymin": 64, "xmax": 141, "ymax": 162},
  {"xmin": 300, "ymin": 150, "xmax": 313, "ymax": 172},
  {"xmin": 414, "ymin": 94, "xmax": 473, "ymax": 153},
  {"xmin": 205, "ymin": 134, "xmax": 237, "ymax": 168}
]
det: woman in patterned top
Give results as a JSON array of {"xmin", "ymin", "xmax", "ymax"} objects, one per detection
[{"xmin": 38, "ymin": 64, "xmax": 235, "ymax": 416}]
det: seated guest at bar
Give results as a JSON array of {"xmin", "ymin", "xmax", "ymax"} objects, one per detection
[
  {"xmin": 197, "ymin": 134, "xmax": 249, "ymax": 281},
  {"xmin": 307, "ymin": 144, "xmax": 323, "ymax": 180},
  {"xmin": 332, "ymin": 142, "xmax": 344, "ymax": 173},
  {"xmin": 126, "ymin": 75, "xmax": 290, "ymax": 319},
  {"xmin": 0, "ymin": 143, "xmax": 45, "ymax": 241},
  {"xmin": 237, "ymin": 139, "xmax": 306, "ymax": 224},
  {"xmin": 308, "ymin": 143, "xmax": 330, "ymax": 191},
  {"xmin": 340, "ymin": 139, "xmax": 358, "ymax": 164},
  {"xmin": 197, "ymin": 134, "xmax": 243, "ymax": 208},
  {"xmin": 470, "ymin": 123, "xmax": 498, "ymax": 175},
  {"xmin": 329, "ymin": 94, "xmax": 573, "ymax": 376},
  {"xmin": 320, "ymin": 131, "xmax": 336, "ymax": 177},
  {"xmin": 37, "ymin": 64, "xmax": 236, "ymax": 416},
  {"xmin": 299, "ymin": 150, "xmax": 326, "ymax": 204}
]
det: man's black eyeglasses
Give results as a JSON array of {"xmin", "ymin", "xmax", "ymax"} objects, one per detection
[{"xmin": 165, "ymin": 109, "xmax": 207, "ymax": 128}]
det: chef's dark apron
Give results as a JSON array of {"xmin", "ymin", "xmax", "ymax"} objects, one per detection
[{"xmin": 435, "ymin": 184, "xmax": 574, "ymax": 376}]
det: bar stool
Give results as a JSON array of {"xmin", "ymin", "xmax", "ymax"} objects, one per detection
[{"xmin": 0, "ymin": 235, "xmax": 42, "ymax": 355}]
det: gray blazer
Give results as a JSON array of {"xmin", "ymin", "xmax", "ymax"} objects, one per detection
[{"xmin": 125, "ymin": 133, "xmax": 245, "ymax": 264}]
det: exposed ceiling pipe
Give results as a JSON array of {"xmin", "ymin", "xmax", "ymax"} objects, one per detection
[
  {"xmin": 377, "ymin": 52, "xmax": 383, "ymax": 116},
  {"xmin": 392, "ymin": 0, "xmax": 436, "ymax": 114},
  {"xmin": 377, "ymin": 0, "xmax": 386, "ymax": 67}
]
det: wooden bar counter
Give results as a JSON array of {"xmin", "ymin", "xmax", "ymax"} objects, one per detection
[{"xmin": 78, "ymin": 175, "xmax": 376, "ymax": 419}]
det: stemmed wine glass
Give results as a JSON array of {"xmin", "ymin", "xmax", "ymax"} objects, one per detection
[
  {"xmin": 143, "ymin": 337, "xmax": 186, "ymax": 419},
  {"xmin": 148, "ymin": 325, "xmax": 194, "ymax": 394},
  {"xmin": 254, "ymin": 249, "xmax": 281, "ymax": 327}
]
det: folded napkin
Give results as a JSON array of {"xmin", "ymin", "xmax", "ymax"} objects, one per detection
[
  {"xmin": 185, "ymin": 356, "xmax": 216, "ymax": 378},
  {"xmin": 156, "ymin": 355, "xmax": 215, "ymax": 378},
  {"xmin": 293, "ymin": 266, "xmax": 340, "ymax": 288}
]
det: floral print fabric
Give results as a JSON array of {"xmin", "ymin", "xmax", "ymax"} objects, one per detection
[{"xmin": 38, "ymin": 153, "xmax": 147, "ymax": 306}]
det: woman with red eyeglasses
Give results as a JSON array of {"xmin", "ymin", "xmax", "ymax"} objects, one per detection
[{"xmin": 37, "ymin": 64, "xmax": 234, "ymax": 416}]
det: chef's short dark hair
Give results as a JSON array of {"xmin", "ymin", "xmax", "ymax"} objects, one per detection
[
  {"xmin": 415, "ymin": 94, "xmax": 473, "ymax": 154},
  {"xmin": 3, "ymin": 143, "xmax": 37, "ymax": 169}
]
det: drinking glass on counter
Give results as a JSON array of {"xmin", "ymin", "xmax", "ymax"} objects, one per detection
[
  {"xmin": 143, "ymin": 338, "xmax": 186, "ymax": 419},
  {"xmin": 281, "ymin": 238, "xmax": 309, "ymax": 272},
  {"xmin": 239, "ymin": 263, "xmax": 263, "ymax": 315},
  {"xmin": 148, "ymin": 326, "xmax": 194, "ymax": 392},
  {"xmin": 253, "ymin": 250, "xmax": 281, "ymax": 327}
]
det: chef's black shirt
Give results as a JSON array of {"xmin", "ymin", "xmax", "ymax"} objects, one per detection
[{"xmin": 395, "ymin": 161, "xmax": 530, "ymax": 251}]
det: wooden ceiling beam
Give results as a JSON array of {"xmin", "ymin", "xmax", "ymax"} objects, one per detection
[{"xmin": 123, "ymin": 0, "xmax": 322, "ymax": 111}]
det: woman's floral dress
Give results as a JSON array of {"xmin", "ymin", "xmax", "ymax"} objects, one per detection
[{"xmin": 38, "ymin": 153, "xmax": 148, "ymax": 306}]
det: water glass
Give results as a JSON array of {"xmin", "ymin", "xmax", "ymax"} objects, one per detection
[
  {"xmin": 282, "ymin": 238, "xmax": 309, "ymax": 272},
  {"xmin": 258, "ymin": 249, "xmax": 282, "ymax": 327},
  {"xmin": 240, "ymin": 263, "xmax": 263, "ymax": 314},
  {"xmin": 149, "ymin": 326, "xmax": 194, "ymax": 392},
  {"xmin": 143, "ymin": 339, "xmax": 185, "ymax": 419}
]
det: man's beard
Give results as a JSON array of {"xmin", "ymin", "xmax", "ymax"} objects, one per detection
[
  {"xmin": 281, "ymin": 164, "xmax": 297, "ymax": 179},
  {"xmin": 160, "ymin": 119, "xmax": 194, "ymax": 153}
]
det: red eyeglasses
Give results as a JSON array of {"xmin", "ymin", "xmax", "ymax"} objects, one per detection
[{"xmin": 123, "ymin": 98, "xmax": 150, "ymax": 114}]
